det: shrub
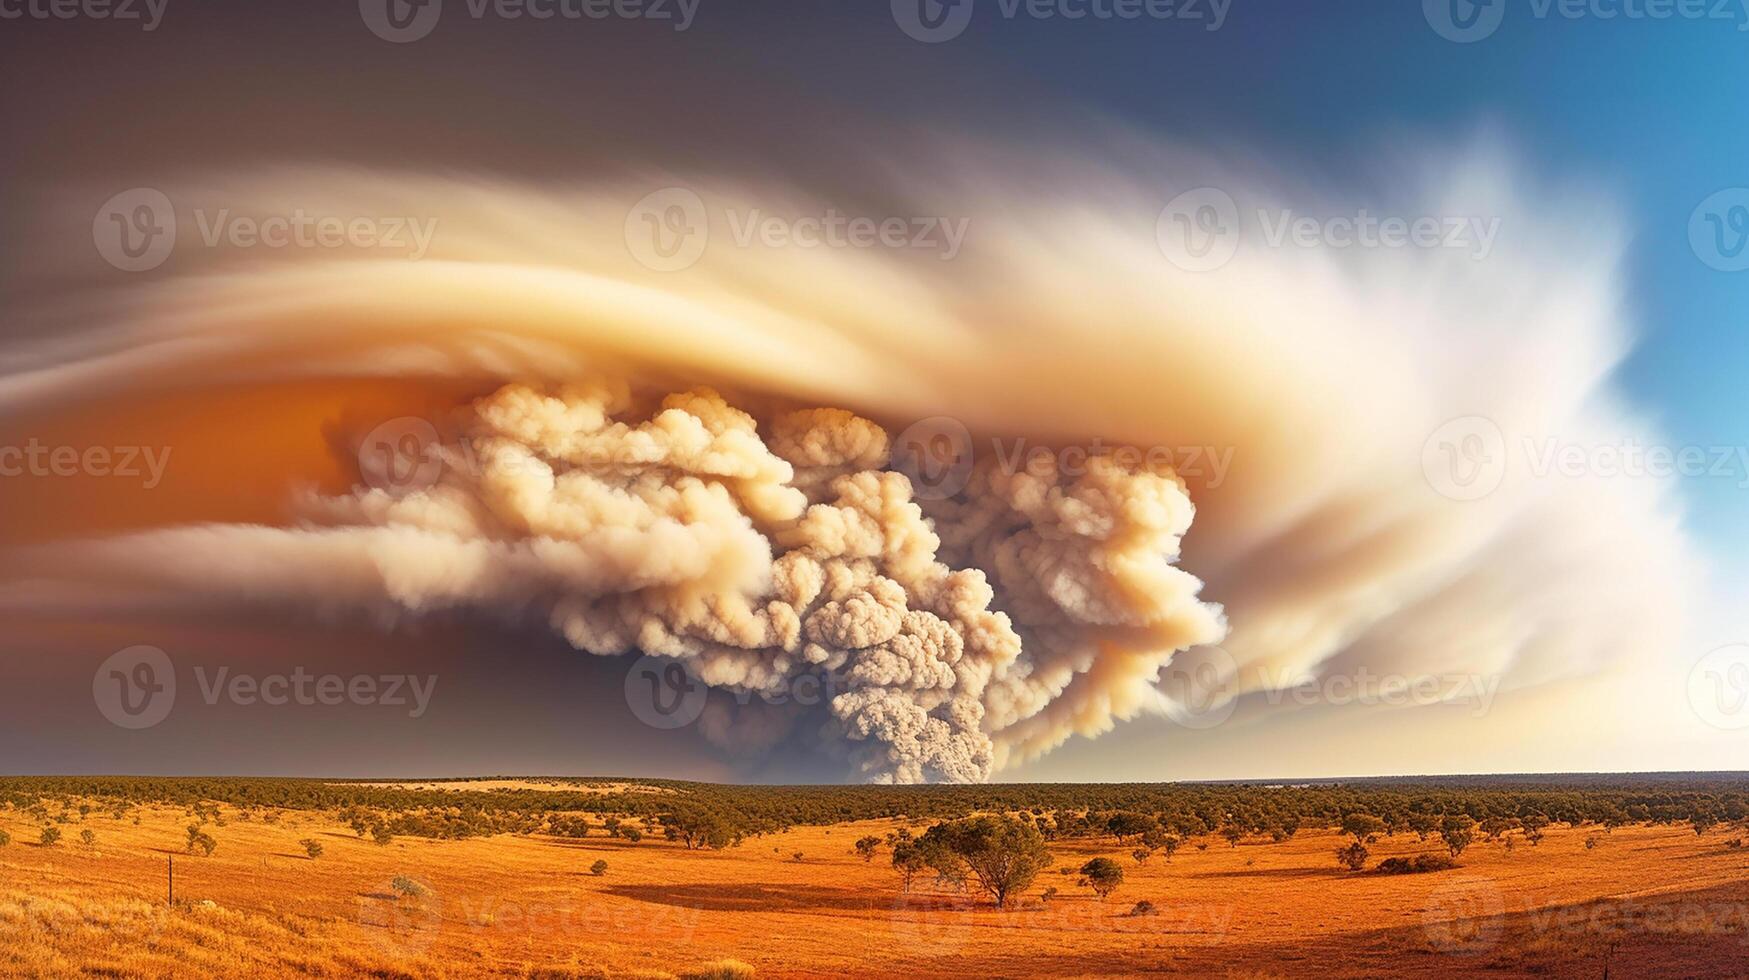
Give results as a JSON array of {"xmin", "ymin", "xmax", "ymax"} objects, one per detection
[
  {"xmin": 371, "ymin": 824, "xmax": 394, "ymax": 847},
  {"xmin": 590, "ymin": 859, "xmax": 608, "ymax": 876},
  {"xmin": 0, "ymin": 830, "xmax": 10, "ymax": 847},
  {"xmin": 185, "ymin": 824, "xmax": 217, "ymax": 856},
  {"xmin": 1131, "ymin": 847, "xmax": 1151, "ymax": 864},
  {"xmin": 301, "ymin": 839, "xmax": 323, "ymax": 859},
  {"xmin": 680, "ymin": 959, "xmax": 755, "ymax": 980},
  {"xmin": 1584, "ymin": 835, "xmax": 1601, "ymax": 850},
  {"xmin": 79, "ymin": 829, "xmax": 96, "ymax": 847},
  {"xmin": 1373, "ymin": 854, "xmax": 1456, "ymax": 875},
  {"xmin": 1041, "ymin": 886, "xmax": 1058, "ymax": 902},
  {"xmin": 390, "ymin": 876, "xmax": 428, "ymax": 899},
  {"xmin": 1128, "ymin": 900, "xmax": 1159, "ymax": 917},
  {"xmin": 1334, "ymin": 842, "xmax": 1369, "ymax": 871},
  {"xmin": 621, "ymin": 827, "xmax": 643, "ymax": 843},
  {"xmin": 792, "ymin": 852, "xmax": 805, "ymax": 862},
  {"xmin": 854, "ymin": 835, "xmax": 882, "ymax": 861},
  {"xmin": 1078, "ymin": 857, "xmax": 1125, "ymax": 899},
  {"xmin": 39, "ymin": 826, "xmax": 61, "ymax": 847}
]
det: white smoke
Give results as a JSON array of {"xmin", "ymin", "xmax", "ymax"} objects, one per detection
[{"xmin": 0, "ymin": 136, "xmax": 1694, "ymax": 780}]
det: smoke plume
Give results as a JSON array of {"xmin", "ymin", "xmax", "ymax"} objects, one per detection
[{"xmin": 0, "ymin": 137, "xmax": 1693, "ymax": 780}]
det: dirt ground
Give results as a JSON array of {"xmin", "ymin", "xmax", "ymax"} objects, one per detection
[{"xmin": 1, "ymin": 804, "xmax": 1745, "ymax": 978}]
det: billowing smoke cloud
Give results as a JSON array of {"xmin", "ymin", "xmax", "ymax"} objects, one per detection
[{"xmin": 0, "ymin": 136, "xmax": 1694, "ymax": 780}]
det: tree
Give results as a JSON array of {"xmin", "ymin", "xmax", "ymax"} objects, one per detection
[
  {"xmin": 1408, "ymin": 812, "xmax": 1439, "ymax": 841},
  {"xmin": 1341, "ymin": 813, "xmax": 1385, "ymax": 844},
  {"xmin": 79, "ymin": 829, "xmax": 96, "ymax": 847},
  {"xmin": 1078, "ymin": 857, "xmax": 1124, "ymax": 899},
  {"xmin": 371, "ymin": 824, "xmax": 395, "ymax": 847},
  {"xmin": 1440, "ymin": 815, "xmax": 1476, "ymax": 859},
  {"xmin": 621, "ymin": 827, "xmax": 643, "ymax": 843},
  {"xmin": 919, "ymin": 816, "xmax": 1053, "ymax": 909},
  {"xmin": 0, "ymin": 830, "xmax": 10, "ymax": 847},
  {"xmin": 1220, "ymin": 822, "xmax": 1245, "ymax": 847},
  {"xmin": 301, "ymin": 839, "xmax": 324, "ymax": 859},
  {"xmin": 590, "ymin": 859, "xmax": 608, "ymax": 876},
  {"xmin": 1106, "ymin": 811, "xmax": 1157, "ymax": 843},
  {"xmin": 854, "ymin": 835, "xmax": 882, "ymax": 862},
  {"xmin": 186, "ymin": 824, "xmax": 217, "ymax": 856},
  {"xmin": 1131, "ymin": 847, "xmax": 1152, "ymax": 865},
  {"xmin": 1334, "ymin": 841, "xmax": 1369, "ymax": 871},
  {"xmin": 39, "ymin": 826, "xmax": 61, "ymax": 847},
  {"xmin": 891, "ymin": 840, "xmax": 929, "ymax": 893},
  {"xmin": 1158, "ymin": 835, "xmax": 1181, "ymax": 863},
  {"xmin": 1521, "ymin": 813, "xmax": 1549, "ymax": 846}
]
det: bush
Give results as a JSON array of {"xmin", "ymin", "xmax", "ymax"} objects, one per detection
[
  {"xmin": 79, "ymin": 829, "xmax": 96, "ymax": 847},
  {"xmin": 0, "ymin": 830, "xmax": 10, "ymax": 847},
  {"xmin": 39, "ymin": 826, "xmax": 62, "ymax": 847},
  {"xmin": 185, "ymin": 824, "xmax": 217, "ymax": 856},
  {"xmin": 1127, "ymin": 900, "xmax": 1159, "ymax": 917},
  {"xmin": 1131, "ymin": 847, "xmax": 1151, "ymax": 864},
  {"xmin": 590, "ymin": 859, "xmax": 608, "ymax": 876},
  {"xmin": 301, "ymin": 838, "xmax": 324, "ymax": 859},
  {"xmin": 1373, "ymin": 854, "xmax": 1456, "ymax": 875},
  {"xmin": 680, "ymin": 959, "xmax": 755, "ymax": 980},
  {"xmin": 854, "ymin": 835, "xmax": 882, "ymax": 861},
  {"xmin": 1078, "ymin": 857, "xmax": 1125, "ymax": 899},
  {"xmin": 390, "ymin": 876, "xmax": 428, "ymax": 899},
  {"xmin": 1440, "ymin": 815, "xmax": 1476, "ymax": 858},
  {"xmin": 1334, "ymin": 841, "xmax": 1369, "ymax": 871}
]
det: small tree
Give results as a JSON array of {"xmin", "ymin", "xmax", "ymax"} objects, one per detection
[
  {"xmin": 186, "ymin": 825, "xmax": 217, "ymax": 856},
  {"xmin": 1440, "ymin": 815, "xmax": 1476, "ymax": 859},
  {"xmin": 1334, "ymin": 841, "xmax": 1369, "ymax": 871},
  {"xmin": 0, "ymin": 830, "xmax": 10, "ymax": 847},
  {"xmin": 38, "ymin": 826, "xmax": 61, "ymax": 847},
  {"xmin": 390, "ymin": 876, "xmax": 427, "ymax": 900},
  {"xmin": 1220, "ymin": 823, "xmax": 1245, "ymax": 848},
  {"xmin": 621, "ymin": 827, "xmax": 643, "ymax": 843},
  {"xmin": 590, "ymin": 859, "xmax": 608, "ymax": 876},
  {"xmin": 371, "ymin": 824, "xmax": 395, "ymax": 847},
  {"xmin": 1341, "ymin": 813, "xmax": 1386, "ymax": 844},
  {"xmin": 854, "ymin": 835, "xmax": 882, "ymax": 862},
  {"xmin": 301, "ymin": 839, "xmax": 324, "ymax": 859},
  {"xmin": 79, "ymin": 829, "xmax": 96, "ymax": 847},
  {"xmin": 1521, "ymin": 813, "xmax": 1550, "ymax": 846},
  {"xmin": 1079, "ymin": 857, "xmax": 1125, "ymax": 899},
  {"xmin": 1131, "ymin": 847, "xmax": 1152, "ymax": 865},
  {"xmin": 891, "ymin": 840, "xmax": 928, "ymax": 893},
  {"xmin": 1159, "ymin": 835, "xmax": 1181, "ymax": 863}
]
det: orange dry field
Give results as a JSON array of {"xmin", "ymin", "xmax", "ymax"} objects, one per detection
[{"xmin": 2, "ymin": 804, "xmax": 1746, "ymax": 978}]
